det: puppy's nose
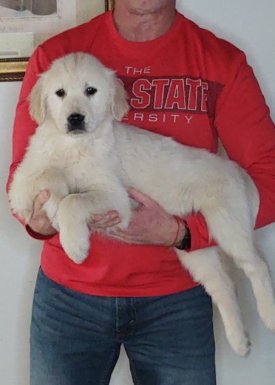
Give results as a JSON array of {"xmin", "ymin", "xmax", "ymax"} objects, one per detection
[
  {"xmin": 67, "ymin": 113, "xmax": 85, "ymax": 131},
  {"xmin": 68, "ymin": 113, "xmax": 85, "ymax": 125}
]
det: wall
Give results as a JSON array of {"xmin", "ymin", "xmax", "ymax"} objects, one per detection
[{"xmin": 0, "ymin": 1, "xmax": 275, "ymax": 384}]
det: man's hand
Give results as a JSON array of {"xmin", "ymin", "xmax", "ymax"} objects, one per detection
[
  {"xmin": 28, "ymin": 188, "xmax": 185, "ymax": 246},
  {"xmin": 28, "ymin": 190, "xmax": 57, "ymax": 236},
  {"xmin": 109, "ymin": 188, "xmax": 185, "ymax": 246},
  {"xmin": 29, "ymin": 191, "xmax": 121, "ymax": 237},
  {"xmin": 88, "ymin": 210, "xmax": 121, "ymax": 230}
]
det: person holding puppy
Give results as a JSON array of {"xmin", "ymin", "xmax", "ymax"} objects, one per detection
[{"xmin": 7, "ymin": 1, "xmax": 275, "ymax": 384}]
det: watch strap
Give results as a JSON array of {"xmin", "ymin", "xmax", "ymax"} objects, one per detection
[{"xmin": 174, "ymin": 217, "xmax": 191, "ymax": 250}]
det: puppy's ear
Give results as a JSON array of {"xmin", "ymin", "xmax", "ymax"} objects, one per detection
[
  {"xmin": 29, "ymin": 76, "xmax": 46, "ymax": 125},
  {"xmin": 111, "ymin": 78, "xmax": 130, "ymax": 121}
]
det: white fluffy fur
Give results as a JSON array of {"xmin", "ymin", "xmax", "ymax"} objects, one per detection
[{"xmin": 9, "ymin": 53, "xmax": 275, "ymax": 356}]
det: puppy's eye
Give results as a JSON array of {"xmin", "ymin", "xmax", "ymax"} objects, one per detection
[
  {"xmin": 85, "ymin": 87, "xmax": 97, "ymax": 96},
  {"xmin": 55, "ymin": 89, "xmax": 66, "ymax": 98}
]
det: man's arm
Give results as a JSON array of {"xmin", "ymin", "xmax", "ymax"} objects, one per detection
[
  {"xmin": 111, "ymin": 53, "xmax": 275, "ymax": 250},
  {"xmin": 185, "ymin": 52, "xmax": 275, "ymax": 251},
  {"xmin": 216, "ymin": 52, "xmax": 275, "ymax": 228}
]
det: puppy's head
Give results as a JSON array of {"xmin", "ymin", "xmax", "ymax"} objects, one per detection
[{"xmin": 29, "ymin": 53, "xmax": 129, "ymax": 135}]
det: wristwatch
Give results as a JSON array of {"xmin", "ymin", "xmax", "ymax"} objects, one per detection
[{"xmin": 175, "ymin": 219, "xmax": 191, "ymax": 250}]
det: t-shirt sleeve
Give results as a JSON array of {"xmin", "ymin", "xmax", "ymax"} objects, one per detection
[{"xmin": 186, "ymin": 52, "xmax": 275, "ymax": 251}]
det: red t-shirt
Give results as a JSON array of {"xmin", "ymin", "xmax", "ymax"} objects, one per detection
[{"xmin": 7, "ymin": 11, "xmax": 275, "ymax": 296}]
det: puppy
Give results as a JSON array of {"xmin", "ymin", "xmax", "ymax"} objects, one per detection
[{"xmin": 9, "ymin": 53, "xmax": 275, "ymax": 356}]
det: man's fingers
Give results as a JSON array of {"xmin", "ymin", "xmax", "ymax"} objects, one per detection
[
  {"xmin": 127, "ymin": 188, "xmax": 153, "ymax": 207},
  {"xmin": 92, "ymin": 210, "xmax": 119, "ymax": 224},
  {"xmin": 28, "ymin": 190, "xmax": 57, "ymax": 236},
  {"xmin": 89, "ymin": 210, "xmax": 121, "ymax": 229},
  {"xmin": 33, "ymin": 190, "xmax": 50, "ymax": 211}
]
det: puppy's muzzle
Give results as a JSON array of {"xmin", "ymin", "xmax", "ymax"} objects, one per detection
[{"xmin": 67, "ymin": 113, "xmax": 85, "ymax": 133}]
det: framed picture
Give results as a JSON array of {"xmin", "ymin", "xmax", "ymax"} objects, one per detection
[{"xmin": 0, "ymin": 0, "xmax": 114, "ymax": 81}]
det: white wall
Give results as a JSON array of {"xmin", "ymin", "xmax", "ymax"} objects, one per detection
[
  {"xmin": 0, "ymin": 1, "xmax": 275, "ymax": 384},
  {"xmin": 179, "ymin": 0, "xmax": 275, "ymax": 122}
]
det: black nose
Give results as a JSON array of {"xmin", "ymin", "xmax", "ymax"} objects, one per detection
[{"xmin": 67, "ymin": 113, "xmax": 85, "ymax": 131}]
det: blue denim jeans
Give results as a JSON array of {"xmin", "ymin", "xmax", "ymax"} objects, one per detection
[{"xmin": 30, "ymin": 268, "xmax": 216, "ymax": 385}]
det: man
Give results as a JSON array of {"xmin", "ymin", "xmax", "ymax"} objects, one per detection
[{"xmin": 7, "ymin": 1, "xmax": 275, "ymax": 384}]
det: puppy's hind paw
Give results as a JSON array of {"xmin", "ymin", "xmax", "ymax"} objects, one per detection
[
  {"xmin": 227, "ymin": 329, "xmax": 251, "ymax": 357},
  {"xmin": 262, "ymin": 307, "xmax": 275, "ymax": 332},
  {"xmin": 232, "ymin": 335, "xmax": 251, "ymax": 357}
]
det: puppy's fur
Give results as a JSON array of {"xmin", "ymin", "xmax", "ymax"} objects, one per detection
[{"xmin": 9, "ymin": 53, "xmax": 275, "ymax": 355}]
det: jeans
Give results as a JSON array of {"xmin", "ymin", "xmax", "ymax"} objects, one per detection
[{"xmin": 30, "ymin": 268, "xmax": 216, "ymax": 385}]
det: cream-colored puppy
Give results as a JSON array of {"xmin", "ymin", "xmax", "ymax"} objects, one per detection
[{"xmin": 9, "ymin": 53, "xmax": 275, "ymax": 356}]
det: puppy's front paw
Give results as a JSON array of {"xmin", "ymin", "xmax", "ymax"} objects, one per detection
[
  {"xmin": 59, "ymin": 226, "xmax": 90, "ymax": 264},
  {"xmin": 66, "ymin": 243, "xmax": 89, "ymax": 264}
]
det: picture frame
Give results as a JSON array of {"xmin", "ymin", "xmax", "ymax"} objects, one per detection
[{"xmin": 0, "ymin": 0, "xmax": 114, "ymax": 81}]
